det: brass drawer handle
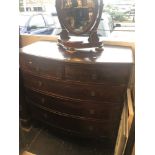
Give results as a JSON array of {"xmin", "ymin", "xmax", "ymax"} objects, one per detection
[
  {"xmin": 89, "ymin": 109, "xmax": 95, "ymax": 114},
  {"xmin": 38, "ymin": 81, "xmax": 42, "ymax": 87},
  {"xmin": 41, "ymin": 98, "xmax": 45, "ymax": 103},
  {"xmin": 92, "ymin": 73, "xmax": 97, "ymax": 80},
  {"xmin": 90, "ymin": 91, "xmax": 96, "ymax": 97}
]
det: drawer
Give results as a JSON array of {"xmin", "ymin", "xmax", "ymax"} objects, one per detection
[
  {"xmin": 29, "ymin": 104, "xmax": 116, "ymax": 138},
  {"xmin": 25, "ymin": 88, "xmax": 122, "ymax": 121},
  {"xmin": 20, "ymin": 53, "xmax": 63, "ymax": 79},
  {"xmin": 65, "ymin": 63, "xmax": 131, "ymax": 84},
  {"xmin": 23, "ymin": 72, "xmax": 126, "ymax": 103}
]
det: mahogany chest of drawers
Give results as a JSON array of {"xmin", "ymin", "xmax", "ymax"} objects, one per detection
[{"xmin": 19, "ymin": 41, "xmax": 133, "ymax": 150}]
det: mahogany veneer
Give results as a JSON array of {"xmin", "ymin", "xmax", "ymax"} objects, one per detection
[{"xmin": 19, "ymin": 41, "xmax": 133, "ymax": 150}]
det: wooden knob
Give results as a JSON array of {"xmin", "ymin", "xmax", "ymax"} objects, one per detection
[
  {"xmin": 57, "ymin": 72, "xmax": 62, "ymax": 79},
  {"xmin": 88, "ymin": 125, "xmax": 94, "ymax": 131},
  {"xmin": 43, "ymin": 113, "xmax": 47, "ymax": 119},
  {"xmin": 28, "ymin": 60, "xmax": 32, "ymax": 64},
  {"xmin": 90, "ymin": 91, "xmax": 95, "ymax": 97},
  {"xmin": 41, "ymin": 98, "xmax": 45, "ymax": 103},
  {"xmin": 38, "ymin": 81, "xmax": 42, "ymax": 87},
  {"xmin": 92, "ymin": 74, "xmax": 97, "ymax": 80},
  {"xmin": 36, "ymin": 67, "xmax": 39, "ymax": 71},
  {"xmin": 89, "ymin": 109, "xmax": 95, "ymax": 114}
]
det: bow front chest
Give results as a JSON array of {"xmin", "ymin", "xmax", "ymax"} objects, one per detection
[{"xmin": 20, "ymin": 41, "xmax": 133, "ymax": 149}]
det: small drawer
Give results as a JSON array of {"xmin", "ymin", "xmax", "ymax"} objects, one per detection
[
  {"xmin": 25, "ymin": 88, "xmax": 122, "ymax": 121},
  {"xmin": 23, "ymin": 73, "xmax": 126, "ymax": 103},
  {"xmin": 20, "ymin": 53, "xmax": 63, "ymax": 79},
  {"xmin": 65, "ymin": 63, "xmax": 131, "ymax": 84},
  {"xmin": 29, "ymin": 104, "xmax": 115, "ymax": 138}
]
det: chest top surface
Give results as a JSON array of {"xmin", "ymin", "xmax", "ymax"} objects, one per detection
[{"xmin": 20, "ymin": 41, "xmax": 133, "ymax": 64}]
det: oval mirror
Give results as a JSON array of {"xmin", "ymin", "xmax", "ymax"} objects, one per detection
[{"xmin": 56, "ymin": 0, "xmax": 99, "ymax": 35}]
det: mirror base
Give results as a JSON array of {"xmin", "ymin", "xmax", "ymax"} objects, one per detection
[
  {"xmin": 58, "ymin": 41, "xmax": 103, "ymax": 59},
  {"xmin": 58, "ymin": 39, "xmax": 104, "ymax": 50}
]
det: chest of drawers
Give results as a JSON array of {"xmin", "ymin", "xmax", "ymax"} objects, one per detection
[{"xmin": 19, "ymin": 41, "xmax": 133, "ymax": 150}]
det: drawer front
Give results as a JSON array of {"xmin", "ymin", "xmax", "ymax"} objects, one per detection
[
  {"xmin": 29, "ymin": 104, "xmax": 116, "ymax": 138},
  {"xmin": 20, "ymin": 53, "xmax": 63, "ymax": 79},
  {"xmin": 65, "ymin": 63, "xmax": 131, "ymax": 84},
  {"xmin": 25, "ymin": 88, "xmax": 122, "ymax": 121},
  {"xmin": 23, "ymin": 72, "xmax": 126, "ymax": 103}
]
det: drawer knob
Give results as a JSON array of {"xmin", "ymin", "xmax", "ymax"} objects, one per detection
[
  {"xmin": 89, "ymin": 109, "xmax": 95, "ymax": 114},
  {"xmin": 36, "ymin": 67, "xmax": 39, "ymax": 71},
  {"xmin": 92, "ymin": 74, "xmax": 97, "ymax": 80},
  {"xmin": 88, "ymin": 125, "xmax": 94, "ymax": 131},
  {"xmin": 28, "ymin": 60, "xmax": 32, "ymax": 64},
  {"xmin": 90, "ymin": 91, "xmax": 96, "ymax": 97},
  {"xmin": 57, "ymin": 72, "xmax": 61, "ymax": 77},
  {"xmin": 38, "ymin": 81, "xmax": 42, "ymax": 87},
  {"xmin": 41, "ymin": 98, "xmax": 45, "ymax": 103},
  {"xmin": 43, "ymin": 113, "xmax": 48, "ymax": 119}
]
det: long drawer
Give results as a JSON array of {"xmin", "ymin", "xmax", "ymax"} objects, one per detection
[
  {"xmin": 20, "ymin": 53, "xmax": 63, "ymax": 79},
  {"xmin": 25, "ymin": 88, "xmax": 122, "ymax": 121},
  {"xmin": 23, "ymin": 72, "xmax": 126, "ymax": 103},
  {"xmin": 20, "ymin": 53, "xmax": 132, "ymax": 84},
  {"xmin": 29, "ymin": 103, "xmax": 116, "ymax": 138},
  {"xmin": 64, "ymin": 62, "xmax": 131, "ymax": 84}
]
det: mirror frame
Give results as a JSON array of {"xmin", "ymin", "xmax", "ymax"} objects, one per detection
[
  {"xmin": 55, "ymin": 0, "xmax": 104, "ymax": 53},
  {"xmin": 56, "ymin": 0, "xmax": 99, "ymax": 35}
]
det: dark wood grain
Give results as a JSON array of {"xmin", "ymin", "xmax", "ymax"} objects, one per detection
[
  {"xmin": 19, "ymin": 69, "xmax": 31, "ymax": 129},
  {"xmin": 22, "ymin": 72, "xmax": 126, "ymax": 103},
  {"xmin": 20, "ymin": 53, "xmax": 64, "ymax": 79},
  {"xmin": 29, "ymin": 103, "xmax": 114, "ymax": 138},
  {"xmin": 19, "ymin": 41, "xmax": 133, "ymax": 151},
  {"xmin": 25, "ymin": 88, "xmax": 121, "ymax": 121},
  {"xmin": 64, "ymin": 62, "xmax": 131, "ymax": 84}
]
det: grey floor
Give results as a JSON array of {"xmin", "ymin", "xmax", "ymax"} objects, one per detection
[{"xmin": 20, "ymin": 123, "xmax": 113, "ymax": 155}]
